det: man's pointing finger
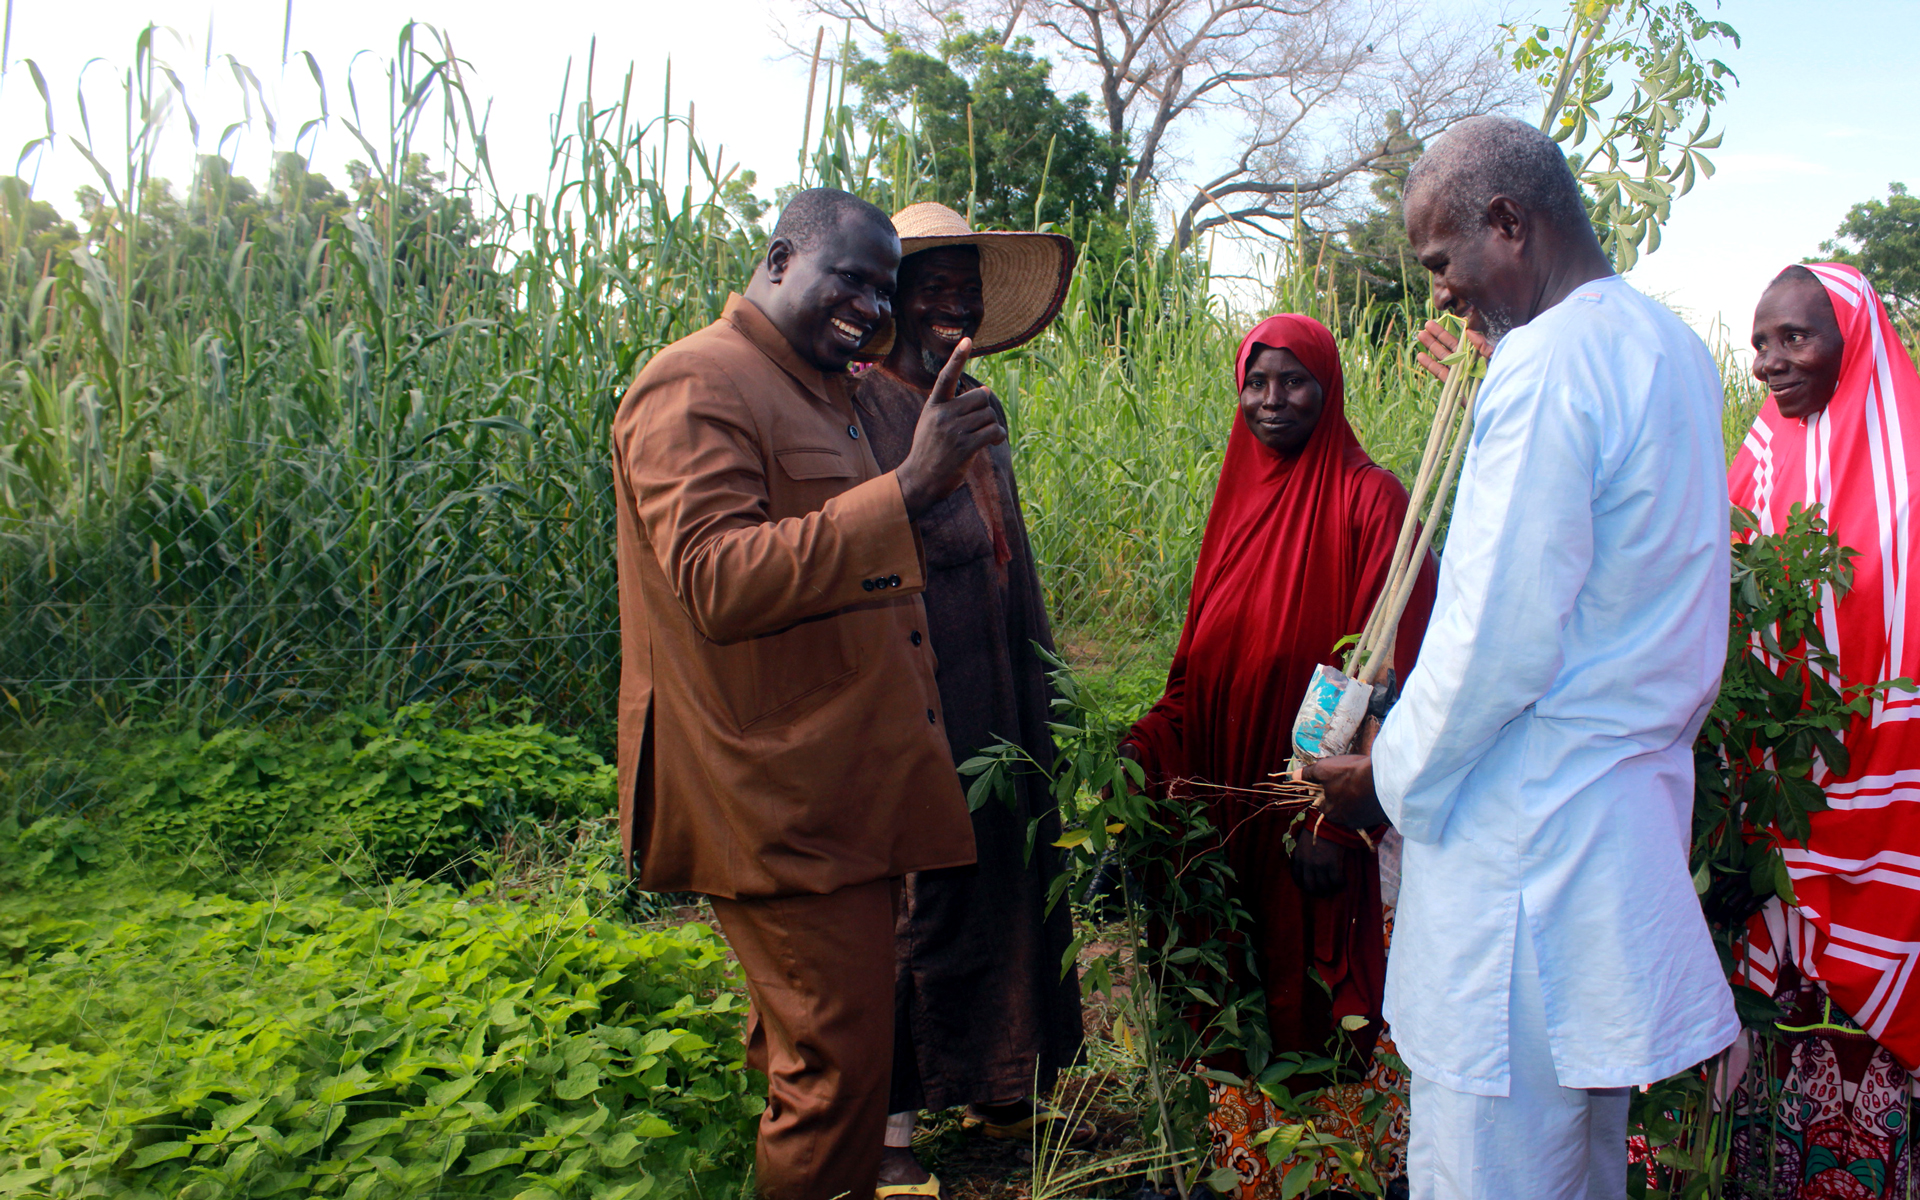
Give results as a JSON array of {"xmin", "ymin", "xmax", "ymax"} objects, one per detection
[{"xmin": 930, "ymin": 337, "xmax": 974, "ymax": 404}]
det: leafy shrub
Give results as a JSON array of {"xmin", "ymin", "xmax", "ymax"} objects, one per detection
[
  {"xmin": 0, "ymin": 812, "xmax": 108, "ymax": 883},
  {"xmin": 0, "ymin": 737, "xmax": 115, "ymax": 886},
  {"xmin": 2, "ymin": 706, "xmax": 616, "ymax": 885},
  {"xmin": 0, "ymin": 871, "xmax": 757, "ymax": 1199}
]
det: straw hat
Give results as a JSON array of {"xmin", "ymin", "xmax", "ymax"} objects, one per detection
[{"xmin": 862, "ymin": 202, "xmax": 1076, "ymax": 359}]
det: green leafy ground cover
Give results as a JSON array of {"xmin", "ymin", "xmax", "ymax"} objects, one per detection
[
  {"xmin": 3, "ymin": 706, "xmax": 614, "ymax": 887},
  {"xmin": 0, "ymin": 865, "xmax": 756, "ymax": 1200},
  {"xmin": 0, "ymin": 709, "xmax": 761, "ymax": 1199}
]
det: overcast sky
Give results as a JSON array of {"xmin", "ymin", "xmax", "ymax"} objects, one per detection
[{"xmin": 4, "ymin": 0, "xmax": 1914, "ymax": 349}]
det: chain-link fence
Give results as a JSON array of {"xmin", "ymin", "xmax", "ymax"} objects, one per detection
[{"xmin": 1, "ymin": 441, "xmax": 622, "ymax": 730}]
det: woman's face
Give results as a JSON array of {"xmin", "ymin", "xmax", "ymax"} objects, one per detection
[
  {"xmin": 1240, "ymin": 344, "xmax": 1325, "ymax": 455},
  {"xmin": 1751, "ymin": 275, "xmax": 1845, "ymax": 421}
]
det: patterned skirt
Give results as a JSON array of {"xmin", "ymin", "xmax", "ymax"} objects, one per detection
[
  {"xmin": 1203, "ymin": 1035, "xmax": 1410, "ymax": 1196},
  {"xmin": 1202, "ymin": 903, "xmax": 1409, "ymax": 1197},
  {"xmin": 1726, "ymin": 970, "xmax": 1919, "ymax": 1198}
]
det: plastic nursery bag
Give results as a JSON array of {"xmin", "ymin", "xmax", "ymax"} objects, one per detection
[{"xmin": 1292, "ymin": 663, "xmax": 1373, "ymax": 761}]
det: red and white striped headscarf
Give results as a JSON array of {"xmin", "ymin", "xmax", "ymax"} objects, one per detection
[{"xmin": 1731, "ymin": 262, "xmax": 1920, "ymax": 1067}]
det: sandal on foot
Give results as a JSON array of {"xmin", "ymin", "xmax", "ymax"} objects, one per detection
[
  {"xmin": 962, "ymin": 1106, "xmax": 1098, "ymax": 1145},
  {"xmin": 875, "ymin": 1175, "xmax": 941, "ymax": 1199}
]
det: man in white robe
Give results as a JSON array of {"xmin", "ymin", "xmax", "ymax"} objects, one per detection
[{"xmin": 1310, "ymin": 115, "xmax": 1738, "ymax": 1200}]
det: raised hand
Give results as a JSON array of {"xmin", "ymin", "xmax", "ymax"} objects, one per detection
[
  {"xmin": 1414, "ymin": 318, "xmax": 1492, "ymax": 384},
  {"xmin": 894, "ymin": 337, "xmax": 1008, "ymax": 519}
]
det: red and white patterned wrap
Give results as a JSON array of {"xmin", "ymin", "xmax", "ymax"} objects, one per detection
[{"xmin": 1730, "ymin": 262, "xmax": 1920, "ymax": 1069}]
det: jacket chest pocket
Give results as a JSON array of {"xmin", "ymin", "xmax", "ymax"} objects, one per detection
[
  {"xmin": 698, "ymin": 445, "xmax": 864, "ymax": 731},
  {"xmin": 769, "ymin": 445, "xmax": 860, "ymax": 518}
]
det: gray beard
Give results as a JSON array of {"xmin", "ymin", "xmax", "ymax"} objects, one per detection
[
  {"xmin": 918, "ymin": 345, "xmax": 945, "ymax": 379},
  {"xmin": 1481, "ymin": 306, "xmax": 1517, "ymax": 344}
]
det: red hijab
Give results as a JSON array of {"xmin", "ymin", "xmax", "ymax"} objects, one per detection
[
  {"xmin": 1124, "ymin": 314, "xmax": 1434, "ymax": 1055},
  {"xmin": 1127, "ymin": 313, "xmax": 1423, "ymax": 793},
  {"xmin": 1732, "ymin": 264, "xmax": 1920, "ymax": 1067}
]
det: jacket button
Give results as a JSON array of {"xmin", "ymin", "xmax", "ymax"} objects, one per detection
[
  {"xmin": 848, "ymin": 424, "xmax": 860, "ymax": 439},
  {"xmin": 862, "ymin": 579, "xmax": 875, "ymax": 591},
  {"xmin": 910, "ymin": 631, "xmax": 922, "ymax": 646},
  {"xmin": 927, "ymin": 709, "xmax": 937, "ymax": 723},
  {"xmin": 889, "ymin": 574, "xmax": 902, "ymax": 588}
]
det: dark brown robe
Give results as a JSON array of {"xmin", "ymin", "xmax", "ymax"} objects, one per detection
[{"xmin": 853, "ymin": 365, "xmax": 1084, "ymax": 1112}]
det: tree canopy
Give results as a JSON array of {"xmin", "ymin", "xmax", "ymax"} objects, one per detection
[
  {"xmin": 0, "ymin": 180, "xmax": 83, "ymax": 269},
  {"xmin": 850, "ymin": 29, "xmax": 1126, "ymax": 230},
  {"xmin": 812, "ymin": 0, "xmax": 1514, "ymax": 249},
  {"xmin": 1819, "ymin": 182, "xmax": 1920, "ymax": 318}
]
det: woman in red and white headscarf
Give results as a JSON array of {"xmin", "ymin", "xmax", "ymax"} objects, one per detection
[{"xmin": 1728, "ymin": 262, "xmax": 1920, "ymax": 1197}]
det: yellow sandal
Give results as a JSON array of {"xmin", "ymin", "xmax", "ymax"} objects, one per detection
[
  {"xmin": 875, "ymin": 1175, "xmax": 942, "ymax": 1199},
  {"xmin": 961, "ymin": 1106, "xmax": 1098, "ymax": 1145}
]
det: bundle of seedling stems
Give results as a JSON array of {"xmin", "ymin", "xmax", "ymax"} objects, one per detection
[
  {"xmin": 1342, "ymin": 322, "xmax": 1487, "ymax": 688},
  {"xmin": 1283, "ymin": 322, "xmax": 1483, "ymax": 824}
]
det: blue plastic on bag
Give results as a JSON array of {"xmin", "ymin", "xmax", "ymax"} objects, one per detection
[{"xmin": 1292, "ymin": 663, "xmax": 1371, "ymax": 759}]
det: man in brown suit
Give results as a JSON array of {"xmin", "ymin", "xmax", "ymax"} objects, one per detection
[{"xmin": 611, "ymin": 188, "xmax": 1005, "ymax": 1200}]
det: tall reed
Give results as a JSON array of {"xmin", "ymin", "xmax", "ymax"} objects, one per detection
[
  {"xmin": 0, "ymin": 27, "xmax": 761, "ymax": 727},
  {"xmin": 0, "ymin": 25, "xmax": 1765, "ymax": 730}
]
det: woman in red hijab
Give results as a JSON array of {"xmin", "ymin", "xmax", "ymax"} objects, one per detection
[{"xmin": 1120, "ymin": 313, "xmax": 1435, "ymax": 1190}]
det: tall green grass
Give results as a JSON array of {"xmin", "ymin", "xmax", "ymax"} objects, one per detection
[
  {"xmin": 1005, "ymin": 247, "xmax": 1460, "ymax": 646},
  {"xmin": 0, "ymin": 25, "xmax": 1764, "ymax": 728},
  {"xmin": 0, "ymin": 28, "xmax": 759, "ymax": 726}
]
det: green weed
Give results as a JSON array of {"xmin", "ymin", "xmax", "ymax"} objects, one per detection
[
  {"xmin": 0, "ymin": 867, "xmax": 753, "ymax": 1199},
  {"xmin": 1, "ymin": 706, "xmax": 614, "ymax": 887}
]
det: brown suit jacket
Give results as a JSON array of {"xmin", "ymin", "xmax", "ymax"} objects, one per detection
[{"xmin": 613, "ymin": 294, "xmax": 976, "ymax": 899}]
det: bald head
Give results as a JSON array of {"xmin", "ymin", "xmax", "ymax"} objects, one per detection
[
  {"xmin": 1401, "ymin": 114, "xmax": 1614, "ymax": 339},
  {"xmin": 745, "ymin": 187, "xmax": 900, "ymax": 373},
  {"xmin": 1405, "ymin": 115, "xmax": 1590, "ymax": 240},
  {"xmin": 772, "ymin": 188, "xmax": 895, "ymax": 255}
]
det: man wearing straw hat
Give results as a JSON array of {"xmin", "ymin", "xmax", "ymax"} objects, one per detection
[
  {"xmin": 612, "ymin": 187, "xmax": 1014, "ymax": 1200},
  {"xmin": 851, "ymin": 202, "xmax": 1087, "ymax": 1196},
  {"xmin": 1308, "ymin": 115, "xmax": 1737, "ymax": 1199}
]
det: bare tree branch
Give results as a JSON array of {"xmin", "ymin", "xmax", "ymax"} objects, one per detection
[{"xmin": 779, "ymin": 0, "xmax": 1523, "ymax": 248}]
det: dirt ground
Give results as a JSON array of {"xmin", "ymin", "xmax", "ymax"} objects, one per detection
[{"xmin": 913, "ymin": 1068, "xmax": 1147, "ymax": 1200}]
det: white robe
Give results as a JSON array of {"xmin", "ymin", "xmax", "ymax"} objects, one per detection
[{"xmin": 1371, "ymin": 274, "xmax": 1740, "ymax": 1096}]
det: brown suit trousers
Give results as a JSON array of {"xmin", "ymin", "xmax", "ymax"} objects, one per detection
[{"xmin": 711, "ymin": 879, "xmax": 899, "ymax": 1200}]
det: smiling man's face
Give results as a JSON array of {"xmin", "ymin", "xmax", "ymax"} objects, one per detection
[
  {"xmin": 1404, "ymin": 185, "xmax": 1526, "ymax": 342},
  {"xmin": 1751, "ymin": 274, "xmax": 1845, "ymax": 421},
  {"xmin": 893, "ymin": 246, "xmax": 984, "ymax": 376},
  {"xmin": 761, "ymin": 214, "xmax": 900, "ymax": 372}
]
